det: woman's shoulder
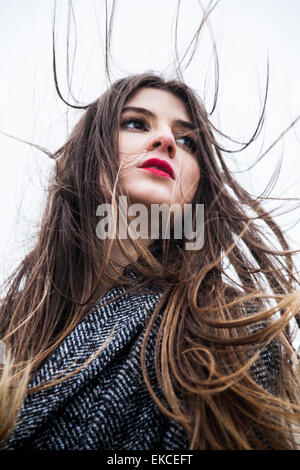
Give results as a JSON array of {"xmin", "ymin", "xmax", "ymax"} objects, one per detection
[
  {"xmin": 2, "ymin": 281, "xmax": 169, "ymax": 450},
  {"xmin": 31, "ymin": 281, "xmax": 162, "ymax": 387}
]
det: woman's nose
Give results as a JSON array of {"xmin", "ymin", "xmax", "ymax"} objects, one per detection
[{"xmin": 146, "ymin": 131, "xmax": 176, "ymax": 158}]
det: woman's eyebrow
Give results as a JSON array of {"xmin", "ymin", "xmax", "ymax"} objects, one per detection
[
  {"xmin": 121, "ymin": 106, "xmax": 196, "ymax": 131},
  {"xmin": 121, "ymin": 106, "xmax": 153, "ymax": 118}
]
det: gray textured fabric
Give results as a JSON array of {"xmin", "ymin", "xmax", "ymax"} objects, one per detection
[
  {"xmin": 3, "ymin": 278, "xmax": 188, "ymax": 450},
  {"xmin": 2, "ymin": 273, "xmax": 282, "ymax": 450}
]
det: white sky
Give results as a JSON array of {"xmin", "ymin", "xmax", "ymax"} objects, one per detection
[{"xmin": 0, "ymin": 0, "xmax": 300, "ymax": 294}]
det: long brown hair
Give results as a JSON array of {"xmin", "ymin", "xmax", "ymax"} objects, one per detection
[{"xmin": 0, "ymin": 72, "xmax": 299, "ymax": 449}]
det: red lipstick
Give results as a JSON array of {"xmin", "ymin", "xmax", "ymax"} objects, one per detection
[{"xmin": 138, "ymin": 158, "xmax": 175, "ymax": 180}]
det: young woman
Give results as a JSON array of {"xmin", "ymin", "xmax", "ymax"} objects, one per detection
[{"xmin": 0, "ymin": 73, "xmax": 299, "ymax": 450}]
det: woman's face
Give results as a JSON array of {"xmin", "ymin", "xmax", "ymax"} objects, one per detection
[{"xmin": 118, "ymin": 87, "xmax": 200, "ymax": 208}]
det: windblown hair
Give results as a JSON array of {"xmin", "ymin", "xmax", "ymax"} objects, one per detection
[{"xmin": 0, "ymin": 72, "xmax": 299, "ymax": 449}]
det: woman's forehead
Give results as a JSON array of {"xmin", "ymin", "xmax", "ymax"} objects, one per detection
[{"xmin": 124, "ymin": 87, "xmax": 192, "ymax": 123}]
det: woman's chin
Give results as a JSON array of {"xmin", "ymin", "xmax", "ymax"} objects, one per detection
[{"xmin": 124, "ymin": 191, "xmax": 176, "ymax": 208}]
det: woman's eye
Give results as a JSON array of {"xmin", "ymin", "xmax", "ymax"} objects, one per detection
[
  {"xmin": 176, "ymin": 135, "xmax": 197, "ymax": 153},
  {"xmin": 121, "ymin": 118, "xmax": 147, "ymax": 131}
]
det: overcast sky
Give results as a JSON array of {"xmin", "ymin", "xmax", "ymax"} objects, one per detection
[{"xmin": 0, "ymin": 0, "xmax": 300, "ymax": 291}]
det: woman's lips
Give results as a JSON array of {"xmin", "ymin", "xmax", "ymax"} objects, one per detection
[{"xmin": 138, "ymin": 158, "xmax": 175, "ymax": 180}]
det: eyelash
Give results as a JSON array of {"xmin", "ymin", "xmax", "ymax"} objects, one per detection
[
  {"xmin": 120, "ymin": 117, "xmax": 197, "ymax": 154},
  {"xmin": 121, "ymin": 118, "xmax": 147, "ymax": 131}
]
